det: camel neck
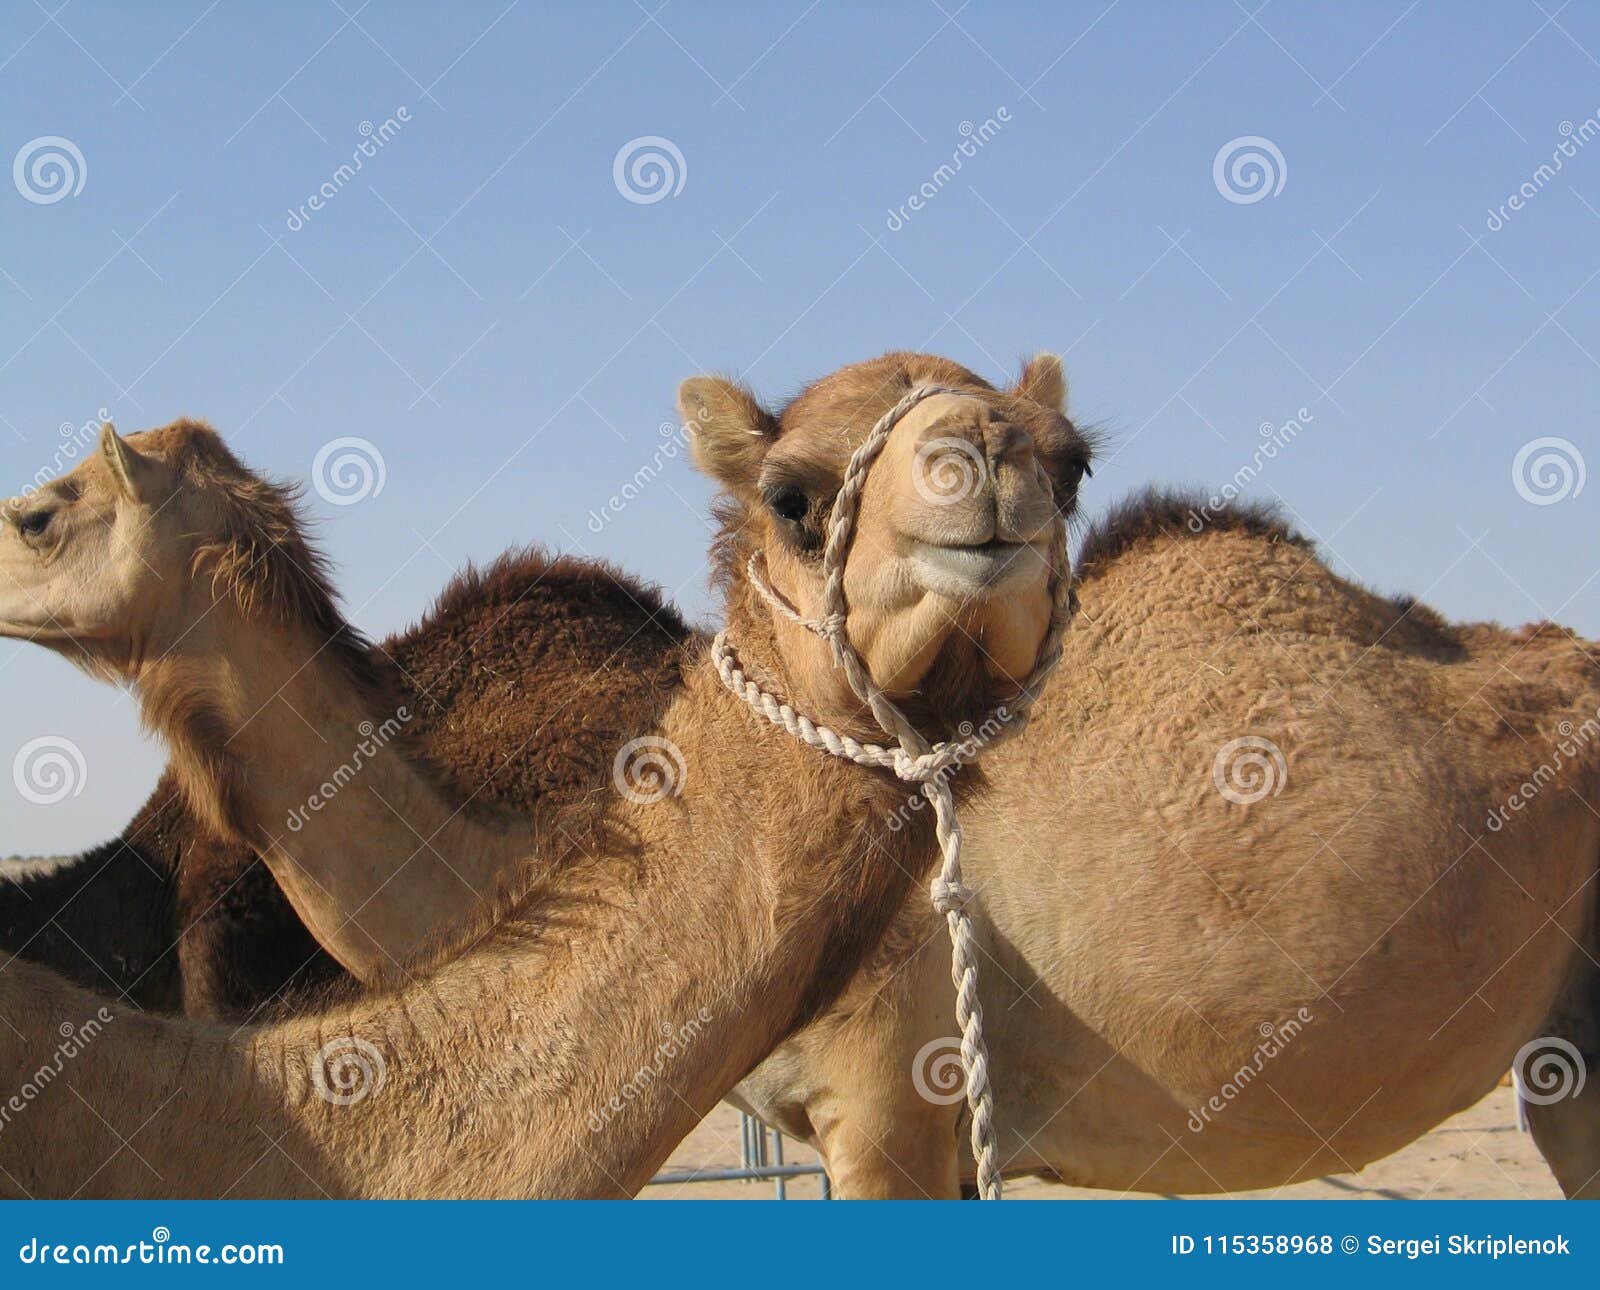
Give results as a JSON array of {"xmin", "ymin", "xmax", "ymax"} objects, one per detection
[
  {"xmin": 136, "ymin": 615, "xmax": 530, "ymax": 980},
  {"xmin": 721, "ymin": 586, "xmax": 888, "ymax": 745}
]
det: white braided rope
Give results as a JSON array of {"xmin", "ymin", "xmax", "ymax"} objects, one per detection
[{"xmin": 712, "ymin": 382, "xmax": 1077, "ymax": 1200}]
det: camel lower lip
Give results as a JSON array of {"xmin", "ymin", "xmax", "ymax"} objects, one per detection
[{"xmin": 907, "ymin": 540, "xmax": 1039, "ymax": 595}]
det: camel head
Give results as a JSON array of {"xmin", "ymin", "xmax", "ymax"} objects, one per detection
[
  {"xmin": 0, "ymin": 420, "xmax": 351, "ymax": 678},
  {"xmin": 683, "ymin": 351, "xmax": 1091, "ymax": 731}
]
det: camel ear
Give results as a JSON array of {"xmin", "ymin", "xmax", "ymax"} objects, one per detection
[
  {"xmin": 98, "ymin": 423, "xmax": 162, "ymax": 505},
  {"xmin": 679, "ymin": 376, "xmax": 779, "ymax": 497},
  {"xmin": 1014, "ymin": 352, "xmax": 1067, "ymax": 413}
]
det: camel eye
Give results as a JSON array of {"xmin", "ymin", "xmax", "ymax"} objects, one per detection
[
  {"xmin": 767, "ymin": 486, "xmax": 809, "ymax": 525},
  {"xmin": 17, "ymin": 510, "xmax": 52, "ymax": 541}
]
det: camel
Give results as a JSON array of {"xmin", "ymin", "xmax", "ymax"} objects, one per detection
[
  {"xmin": 0, "ymin": 549, "xmax": 692, "ymax": 1019},
  {"xmin": 731, "ymin": 491, "xmax": 1600, "ymax": 1198},
  {"xmin": 12, "ymin": 356, "xmax": 1600, "ymax": 1202},
  {"xmin": 0, "ymin": 352, "xmax": 1083, "ymax": 1195}
]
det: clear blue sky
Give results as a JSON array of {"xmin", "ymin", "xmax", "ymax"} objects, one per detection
[{"xmin": 3, "ymin": 0, "xmax": 1598, "ymax": 851}]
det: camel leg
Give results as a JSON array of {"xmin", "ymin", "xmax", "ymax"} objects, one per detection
[
  {"xmin": 810, "ymin": 1097, "xmax": 962, "ymax": 1198},
  {"xmin": 1524, "ymin": 889, "xmax": 1600, "ymax": 1198},
  {"xmin": 1526, "ymin": 1084, "xmax": 1600, "ymax": 1198}
]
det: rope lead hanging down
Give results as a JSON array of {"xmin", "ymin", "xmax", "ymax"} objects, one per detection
[{"xmin": 711, "ymin": 383, "xmax": 1077, "ymax": 1200}]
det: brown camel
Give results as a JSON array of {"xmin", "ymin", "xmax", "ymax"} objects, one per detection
[
  {"xmin": 0, "ymin": 352, "xmax": 1083, "ymax": 1195},
  {"xmin": 0, "ymin": 548, "xmax": 691, "ymax": 1019}
]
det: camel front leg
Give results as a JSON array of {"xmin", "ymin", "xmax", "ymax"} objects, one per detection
[
  {"xmin": 1525, "ymin": 1081, "xmax": 1600, "ymax": 1198},
  {"xmin": 810, "ymin": 1095, "xmax": 962, "ymax": 1199}
]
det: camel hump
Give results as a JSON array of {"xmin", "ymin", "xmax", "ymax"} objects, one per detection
[{"xmin": 1075, "ymin": 487, "xmax": 1309, "ymax": 581}]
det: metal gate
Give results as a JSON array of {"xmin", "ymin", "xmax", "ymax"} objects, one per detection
[{"xmin": 646, "ymin": 1114, "xmax": 831, "ymax": 1198}]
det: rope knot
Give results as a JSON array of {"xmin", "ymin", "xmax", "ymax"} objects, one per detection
[
  {"xmin": 814, "ymin": 612, "xmax": 847, "ymax": 640},
  {"xmin": 931, "ymin": 877, "xmax": 975, "ymax": 914}
]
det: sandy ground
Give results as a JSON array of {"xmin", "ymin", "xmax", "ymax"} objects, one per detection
[{"xmin": 644, "ymin": 1085, "xmax": 1560, "ymax": 1200}]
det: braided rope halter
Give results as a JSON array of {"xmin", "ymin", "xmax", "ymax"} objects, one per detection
[{"xmin": 710, "ymin": 383, "xmax": 1077, "ymax": 1199}]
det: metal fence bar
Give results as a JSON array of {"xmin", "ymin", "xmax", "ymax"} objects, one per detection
[
  {"xmin": 645, "ymin": 1112, "xmax": 831, "ymax": 1197},
  {"xmin": 648, "ymin": 1163, "xmax": 829, "ymax": 1185},
  {"xmin": 770, "ymin": 1127, "xmax": 786, "ymax": 1200}
]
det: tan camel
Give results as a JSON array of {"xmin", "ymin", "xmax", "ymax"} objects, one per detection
[
  {"xmin": 0, "ymin": 353, "xmax": 1085, "ymax": 1196},
  {"xmin": 0, "ymin": 549, "xmax": 690, "ymax": 1019},
  {"xmin": 732, "ymin": 491, "xmax": 1600, "ymax": 1198}
]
